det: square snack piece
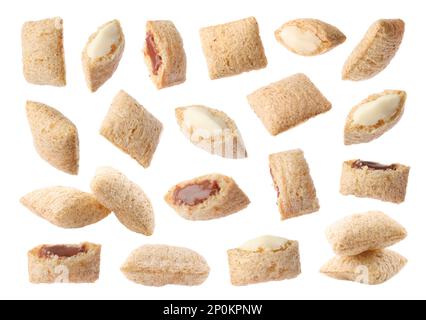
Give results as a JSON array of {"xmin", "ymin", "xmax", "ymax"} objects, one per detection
[
  {"xmin": 247, "ymin": 73, "xmax": 331, "ymax": 136},
  {"xmin": 200, "ymin": 17, "xmax": 267, "ymax": 79},
  {"xmin": 269, "ymin": 149, "xmax": 319, "ymax": 220},
  {"xmin": 100, "ymin": 90, "xmax": 163, "ymax": 168},
  {"xmin": 340, "ymin": 160, "xmax": 410, "ymax": 203},
  {"xmin": 22, "ymin": 17, "xmax": 66, "ymax": 86},
  {"xmin": 227, "ymin": 236, "xmax": 301, "ymax": 286}
]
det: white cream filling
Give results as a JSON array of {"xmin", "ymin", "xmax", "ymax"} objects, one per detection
[
  {"xmin": 87, "ymin": 21, "xmax": 121, "ymax": 59},
  {"xmin": 239, "ymin": 236, "xmax": 289, "ymax": 252},
  {"xmin": 183, "ymin": 106, "xmax": 227, "ymax": 139},
  {"xmin": 352, "ymin": 94, "xmax": 401, "ymax": 126},
  {"xmin": 280, "ymin": 26, "xmax": 321, "ymax": 54}
]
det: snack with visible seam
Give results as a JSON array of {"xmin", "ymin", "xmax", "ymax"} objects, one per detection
[
  {"xmin": 82, "ymin": 20, "xmax": 125, "ymax": 92},
  {"xmin": 175, "ymin": 105, "xmax": 247, "ymax": 159},
  {"xmin": 28, "ymin": 242, "xmax": 101, "ymax": 284},
  {"xmin": 275, "ymin": 19, "xmax": 346, "ymax": 56},
  {"xmin": 143, "ymin": 20, "xmax": 186, "ymax": 89},
  {"xmin": 164, "ymin": 173, "xmax": 250, "ymax": 221},
  {"xmin": 227, "ymin": 236, "xmax": 301, "ymax": 286},
  {"xmin": 269, "ymin": 149, "xmax": 319, "ymax": 220},
  {"xmin": 340, "ymin": 159, "xmax": 410, "ymax": 203}
]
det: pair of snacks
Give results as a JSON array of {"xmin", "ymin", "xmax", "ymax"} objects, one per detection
[
  {"xmin": 343, "ymin": 19, "xmax": 405, "ymax": 81},
  {"xmin": 90, "ymin": 167, "xmax": 155, "ymax": 235},
  {"xmin": 82, "ymin": 20, "xmax": 125, "ymax": 92},
  {"xmin": 28, "ymin": 242, "xmax": 101, "ymax": 284},
  {"xmin": 340, "ymin": 159, "xmax": 410, "ymax": 204},
  {"xmin": 269, "ymin": 149, "xmax": 319, "ymax": 220},
  {"xmin": 100, "ymin": 90, "xmax": 163, "ymax": 168},
  {"xmin": 321, "ymin": 211, "xmax": 407, "ymax": 285},
  {"xmin": 247, "ymin": 73, "xmax": 332, "ymax": 136},
  {"xmin": 26, "ymin": 101, "xmax": 79, "ymax": 175},
  {"xmin": 175, "ymin": 105, "xmax": 247, "ymax": 159},
  {"xmin": 200, "ymin": 17, "xmax": 267, "ymax": 80},
  {"xmin": 143, "ymin": 20, "xmax": 186, "ymax": 89},
  {"xmin": 22, "ymin": 17, "xmax": 66, "ymax": 86},
  {"xmin": 344, "ymin": 90, "xmax": 407, "ymax": 145},
  {"xmin": 227, "ymin": 236, "xmax": 301, "ymax": 286},
  {"xmin": 20, "ymin": 187, "xmax": 110, "ymax": 228},
  {"xmin": 121, "ymin": 245, "xmax": 210, "ymax": 286},
  {"xmin": 275, "ymin": 19, "xmax": 346, "ymax": 56},
  {"xmin": 165, "ymin": 174, "xmax": 250, "ymax": 221}
]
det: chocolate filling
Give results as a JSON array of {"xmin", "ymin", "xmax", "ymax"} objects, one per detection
[
  {"xmin": 174, "ymin": 180, "xmax": 220, "ymax": 206},
  {"xmin": 352, "ymin": 160, "xmax": 397, "ymax": 171},
  {"xmin": 145, "ymin": 32, "xmax": 162, "ymax": 75},
  {"xmin": 39, "ymin": 245, "xmax": 86, "ymax": 258}
]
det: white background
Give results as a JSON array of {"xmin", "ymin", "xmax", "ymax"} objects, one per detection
[{"xmin": 0, "ymin": 0, "xmax": 423, "ymax": 300}]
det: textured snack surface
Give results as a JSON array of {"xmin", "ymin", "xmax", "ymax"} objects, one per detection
[
  {"xmin": 90, "ymin": 167, "xmax": 155, "ymax": 235},
  {"xmin": 200, "ymin": 17, "xmax": 267, "ymax": 79},
  {"xmin": 326, "ymin": 211, "xmax": 407, "ymax": 256},
  {"xmin": 269, "ymin": 149, "xmax": 319, "ymax": 220},
  {"xmin": 321, "ymin": 249, "xmax": 407, "ymax": 285},
  {"xmin": 342, "ymin": 19, "xmax": 405, "ymax": 81},
  {"xmin": 100, "ymin": 90, "xmax": 163, "ymax": 168},
  {"xmin": 22, "ymin": 17, "xmax": 66, "ymax": 86},
  {"xmin": 248, "ymin": 73, "xmax": 331, "ymax": 136},
  {"xmin": 121, "ymin": 245, "xmax": 210, "ymax": 286}
]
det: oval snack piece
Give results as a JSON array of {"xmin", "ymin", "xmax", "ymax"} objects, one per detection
[
  {"xmin": 82, "ymin": 20, "xmax": 125, "ymax": 92},
  {"xmin": 342, "ymin": 19, "xmax": 405, "ymax": 81},
  {"xmin": 143, "ymin": 20, "xmax": 186, "ymax": 89},
  {"xmin": 121, "ymin": 245, "xmax": 210, "ymax": 287},
  {"xmin": 20, "ymin": 187, "xmax": 111, "ymax": 228},
  {"xmin": 26, "ymin": 101, "xmax": 79, "ymax": 175},
  {"xmin": 340, "ymin": 160, "xmax": 410, "ymax": 204},
  {"xmin": 320, "ymin": 249, "xmax": 407, "ymax": 285},
  {"xmin": 165, "ymin": 173, "xmax": 250, "ymax": 221},
  {"xmin": 275, "ymin": 19, "xmax": 346, "ymax": 56},
  {"xmin": 175, "ymin": 105, "xmax": 247, "ymax": 159},
  {"xmin": 344, "ymin": 90, "xmax": 406, "ymax": 145},
  {"xmin": 21, "ymin": 17, "xmax": 66, "ymax": 86},
  {"xmin": 227, "ymin": 236, "xmax": 301, "ymax": 286},
  {"xmin": 90, "ymin": 167, "xmax": 155, "ymax": 236},
  {"xmin": 325, "ymin": 211, "xmax": 407, "ymax": 257},
  {"xmin": 28, "ymin": 242, "xmax": 101, "ymax": 284}
]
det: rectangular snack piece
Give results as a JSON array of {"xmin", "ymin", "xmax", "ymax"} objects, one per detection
[
  {"xmin": 269, "ymin": 149, "xmax": 319, "ymax": 220},
  {"xmin": 247, "ymin": 73, "xmax": 331, "ymax": 136},
  {"xmin": 200, "ymin": 17, "xmax": 267, "ymax": 79},
  {"xmin": 326, "ymin": 211, "xmax": 407, "ymax": 256},
  {"xmin": 28, "ymin": 242, "xmax": 101, "ymax": 283},
  {"xmin": 227, "ymin": 236, "xmax": 301, "ymax": 286},
  {"xmin": 22, "ymin": 17, "xmax": 66, "ymax": 86},
  {"xmin": 321, "ymin": 249, "xmax": 407, "ymax": 285},
  {"xmin": 144, "ymin": 20, "xmax": 186, "ymax": 89},
  {"xmin": 340, "ymin": 160, "xmax": 410, "ymax": 203},
  {"xmin": 100, "ymin": 90, "xmax": 163, "ymax": 168}
]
